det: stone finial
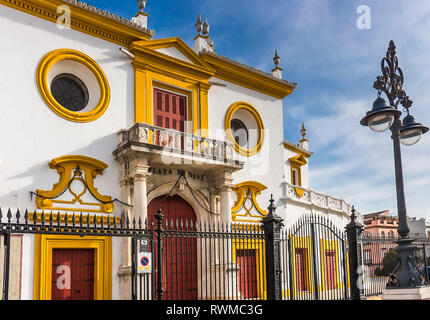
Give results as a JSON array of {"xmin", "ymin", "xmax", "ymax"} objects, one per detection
[
  {"xmin": 299, "ymin": 122, "xmax": 309, "ymax": 150},
  {"xmin": 192, "ymin": 15, "xmax": 214, "ymax": 54},
  {"xmin": 195, "ymin": 13, "xmax": 203, "ymax": 34},
  {"xmin": 137, "ymin": 0, "xmax": 147, "ymax": 11},
  {"xmin": 271, "ymin": 49, "xmax": 283, "ymax": 79},
  {"xmin": 273, "ymin": 49, "xmax": 280, "ymax": 67},
  {"xmin": 132, "ymin": 0, "xmax": 149, "ymax": 28},
  {"xmin": 300, "ymin": 122, "xmax": 307, "ymax": 141},
  {"xmin": 202, "ymin": 18, "xmax": 210, "ymax": 36}
]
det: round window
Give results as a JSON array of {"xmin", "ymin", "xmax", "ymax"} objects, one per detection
[
  {"xmin": 50, "ymin": 73, "xmax": 89, "ymax": 112},
  {"xmin": 231, "ymin": 118, "xmax": 249, "ymax": 147},
  {"xmin": 225, "ymin": 102, "xmax": 265, "ymax": 157},
  {"xmin": 37, "ymin": 49, "xmax": 110, "ymax": 123}
]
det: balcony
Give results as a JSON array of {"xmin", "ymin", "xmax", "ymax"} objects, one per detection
[
  {"xmin": 280, "ymin": 181, "xmax": 355, "ymax": 218},
  {"xmin": 114, "ymin": 123, "xmax": 243, "ymax": 170}
]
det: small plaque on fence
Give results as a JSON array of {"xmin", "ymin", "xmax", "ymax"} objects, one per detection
[
  {"xmin": 139, "ymin": 239, "xmax": 149, "ymax": 252},
  {"xmin": 137, "ymin": 252, "xmax": 152, "ymax": 274}
]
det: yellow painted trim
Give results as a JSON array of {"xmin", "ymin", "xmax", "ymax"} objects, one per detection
[
  {"xmin": 232, "ymin": 181, "xmax": 268, "ymax": 222},
  {"xmin": 200, "ymin": 52, "xmax": 296, "ymax": 99},
  {"xmin": 294, "ymin": 187, "xmax": 305, "ymax": 198},
  {"xmin": 35, "ymin": 155, "xmax": 114, "ymax": 213},
  {"xmin": 134, "ymin": 67, "xmax": 208, "ymax": 136},
  {"xmin": 37, "ymin": 49, "xmax": 111, "ymax": 123},
  {"xmin": 33, "ymin": 234, "xmax": 112, "ymax": 300},
  {"xmin": 29, "ymin": 212, "xmax": 121, "ymax": 225},
  {"xmin": 291, "ymin": 164, "xmax": 302, "ymax": 187},
  {"xmin": 132, "ymin": 38, "xmax": 215, "ymax": 74},
  {"xmin": 283, "ymin": 142, "xmax": 313, "ymax": 158},
  {"xmin": 290, "ymin": 235, "xmax": 315, "ymax": 296},
  {"xmin": 131, "ymin": 38, "xmax": 214, "ymax": 136},
  {"xmin": 232, "ymin": 238, "xmax": 266, "ymax": 299},
  {"xmin": 289, "ymin": 155, "xmax": 307, "ymax": 187},
  {"xmin": 225, "ymin": 102, "xmax": 265, "ymax": 157},
  {"xmin": 0, "ymin": 0, "xmax": 152, "ymax": 46},
  {"xmin": 319, "ymin": 239, "xmax": 342, "ymax": 292}
]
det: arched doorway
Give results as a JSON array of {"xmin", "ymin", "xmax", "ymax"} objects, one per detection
[{"xmin": 148, "ymin": 195, "xmax": 198, "ymax": 300}]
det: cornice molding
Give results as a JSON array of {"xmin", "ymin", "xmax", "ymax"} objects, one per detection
[
  {"xmin": 200, "ymin": 52, "xmax": 296, "ymax": 99},
  {"xmin": 1, "ymin": 0, "xmax": 154, "ymax": 46},
  {"xmin": 283, "ymin": 140, "xmax": 313, "ymax": 158}
]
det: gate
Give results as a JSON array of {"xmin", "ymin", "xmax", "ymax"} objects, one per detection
[
  {"xmin": 1, "ymin": 199, "xmax": 362, "ymax": 300},
  {"xmin": 279, "ymin": 214, "xmax": 350, "ymax": 300}
]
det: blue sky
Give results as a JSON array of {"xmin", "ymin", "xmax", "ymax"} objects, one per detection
[{"xmin": 84, "ymin": 0, "xmax": 430, "ymax": 219}]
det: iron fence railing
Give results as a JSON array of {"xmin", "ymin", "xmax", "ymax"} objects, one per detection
[
  {"xmin": 0, "ymin": 202, "xmax": 375, "ymax": 301},
  {"xmin": 358, "ymin": 234, "xmax": 430, "ymax": 298}
]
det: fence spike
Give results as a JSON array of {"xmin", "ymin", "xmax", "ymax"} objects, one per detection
[
  {"xmin": 7, "ymin": 208, "xmax": 12, "ymax": 223},
  {"xmin": 138, "ymin": 216, "xmax": 142, "ymax": 230},
  {"xmin": 56, "ymin": 212, "xmax": 61, "ymax": 226},
  {"xmin": 16, "ymin": 209, "xmax": 21, "ymax": 223},
  {"xmin": 49, "ymin": 211, "xmax": 53, "ymax": 225},
  {"xmin": 41, "ymin": 210, "xmax": 45, "ymax": 225},
  {"xmin": 133, "ymin": 217, "xmax": 136, "ymax": 229},
  {"xmin": 24, "ymin": 209, "xmax": 28, "ymax": 224},
  {"xmin": 101, "ymin": 214, "xmax": 105, "ymax": 228},
  {"xmin": 0, "ymin": 208, "xmax": 2, "ymax": 222},
  {"xmin": 64, "ymin": 212, "xmax": 68, "ymax": 227}
]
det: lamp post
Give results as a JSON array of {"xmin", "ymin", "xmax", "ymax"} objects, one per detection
[{"xmin": 360, "ymin": 40, "xmax": 428, "ymax": 289}]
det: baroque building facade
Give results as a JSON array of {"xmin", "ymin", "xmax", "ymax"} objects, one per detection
[{"xmin": 0, "ymin": 0, "xmax": 358, "ymax": 300}]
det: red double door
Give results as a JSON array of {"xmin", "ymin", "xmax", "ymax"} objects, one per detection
[
  {"xmin": 148, "ymin": 195, "xmax": 198, "ymax": 300},
  {"xmin": 237, "ymin": 249, "xmax": 258, "ymax": 299},
  {"xmin": 154, "ymin": 88, "xmax": 187, "ymax": 132},
  {"xmin": 324, "ymin": 250, "xmax": 337, "ymax": 290},
  {"xmin": 51, "ymin": 249, "xmax": 94, "ymax": 300}
]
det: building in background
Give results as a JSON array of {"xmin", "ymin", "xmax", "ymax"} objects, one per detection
[{"xmin": 362, "ymin": 210, "xmax": 398, "ymax": 238}]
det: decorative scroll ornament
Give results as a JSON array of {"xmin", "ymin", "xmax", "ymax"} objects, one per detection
[
  {"xmin": 33, "ymin": 155, "xmax": 117, "ymax": 213},
  {"xmin": 373, "ymin": 40, "xmax": 413, "ymax": 112},
  {"xmin": 232, "ymin": 181, "xmax": 268, "ymax": 223}
]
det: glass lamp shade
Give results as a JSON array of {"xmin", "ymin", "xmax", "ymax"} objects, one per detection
[
  {"xmin": 400, "ymin": 128, "xmax": 422, "ymax": 146},
  {"xmin": 360, "ymin": 96, "xmax": 401, "ymax": 132},
  {"xmin": 367, "ymin": 112, "xmax": 395, "ymax": 132},
  {"xmin": 399, "ymin": 114, "xmax": 429, "ymax": 146}
]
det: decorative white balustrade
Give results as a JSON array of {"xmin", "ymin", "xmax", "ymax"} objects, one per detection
[
  {"xmin": 117, "ymin": 123, "xmax": 238, "ymax": 164},
  {"xmin": 281, "ymin": 181, "xmax": 354, "ymax": 216}
]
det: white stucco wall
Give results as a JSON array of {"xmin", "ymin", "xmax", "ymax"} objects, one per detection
[
  {"xmin": 0, "ymin": 6, "xmax": 131, "ymax": 300},
  {"xmin": 207, "ymin": 77, "xmax": 285, "ymax": 212}
]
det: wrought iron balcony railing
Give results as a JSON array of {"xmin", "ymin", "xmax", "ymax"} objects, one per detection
[{"xmin": 116, "ymin": 123, "xmax": 241, "ymax": 165}]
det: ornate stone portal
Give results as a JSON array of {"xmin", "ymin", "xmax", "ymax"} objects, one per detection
[{"xmin": 113, "ymin": 126, "xmax": 243, "ymax": 299}]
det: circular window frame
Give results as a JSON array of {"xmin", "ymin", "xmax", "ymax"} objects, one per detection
[
  {"xmin": 37, "ymin": 49, "xmax": 110, "ymax": 123},
  {"xmin": 225, "ymin": 101, "xmax": 265, "ymax": 157}
]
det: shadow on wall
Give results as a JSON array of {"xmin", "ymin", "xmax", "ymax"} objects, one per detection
[{"xmin": 0, "ymin": 133, "xmax": 122, "ymax": 214}]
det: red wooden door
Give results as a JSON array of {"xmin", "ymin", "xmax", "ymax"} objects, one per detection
[
  {"xmin": 154, "ymin": 88, "xmax": 187, "ymax": 132},
  {"xmin": 237, "ymin": 249, "xmax": 258, "ymax": 299},
  {"xmin": 51, "ymin": 249, "xmax": 94, "ymax": 300},
  {"xmin": 148, "ymin": 195, "xmax": 197, "ymax": 300},
  {"xmin": 295, "ymin": 249, "xmax": 307, "ymax": 292},
  {"xmin": 325, "ymin": 250, "xmax": 337, "ymax": 290}
]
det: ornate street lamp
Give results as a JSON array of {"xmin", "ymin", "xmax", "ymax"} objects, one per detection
[{"xmin": 360, "ymin": 40, "xmax": 428, "ymax": 289}]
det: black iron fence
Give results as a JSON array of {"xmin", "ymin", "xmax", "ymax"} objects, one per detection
[
  {"xmin": 279, "ymin": 214, "xmax": 350, "ymax": 300},
  {"xmin": 5, "ymin": 200, "xmax": 424, "ymax": 301},
  {"xmin": 132, "ymin": 214, "xmax": 265, "ymax": 300},
  {"xmin": 358, "ymin": 233, "xmax": 430, "ymax": 299}
]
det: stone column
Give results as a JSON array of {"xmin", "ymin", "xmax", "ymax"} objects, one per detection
[{"xmin": 118, "ymin": 156, "xmax": 151, "ymax": 300}]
